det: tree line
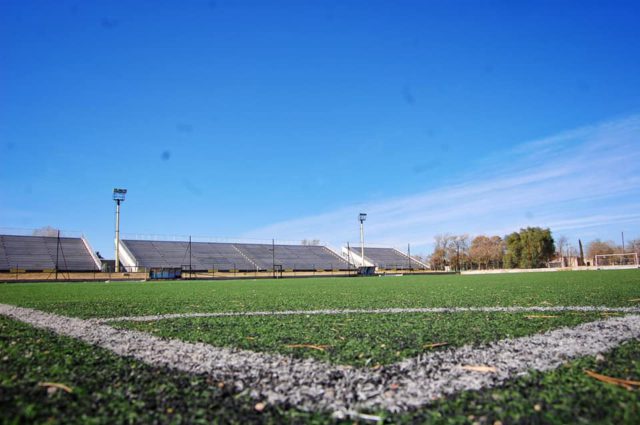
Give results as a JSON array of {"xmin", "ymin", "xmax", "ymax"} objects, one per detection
[{"xmin": 424, "ymin": 227, "xmax": 640, "ymax": 271}]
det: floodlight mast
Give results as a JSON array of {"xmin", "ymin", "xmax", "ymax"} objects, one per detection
[
  {"xmin": 113, "ymin": 188, "xmax": 127, "ymax": 273},
  {"xmin": 359, "ymin": 213, "xmax": 367, "ymax": 267}
]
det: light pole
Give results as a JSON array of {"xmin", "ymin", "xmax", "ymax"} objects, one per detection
[
  {"xmin": 113, "ymin": 188, "xmax": 127, "ymax": 272},
  {"xmin": 359, "ymin": 213, "xmax": 367, "ymax": 267}
]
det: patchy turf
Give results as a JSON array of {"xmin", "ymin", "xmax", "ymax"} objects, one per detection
[
  {"xmin": 0, "ymin": 270, "xmax": 639, "ymax": 319},
  {"xmin": 2, "ymin": 315, "xmax": 640, "ymax": 424},
  {"xmin": 2, "ymin": 271, "xmax": 639, "ymax": 422},
  {"xmin": 117, "ymin": 311, "xmax": 608, "ymax": 366},
  {"xmin": 394, "ymin": 338, "xmax": 640, "ymax": 424},
  {"xmin": 0, "ymin": 316, "xmax": 319, "ymax": 424}
]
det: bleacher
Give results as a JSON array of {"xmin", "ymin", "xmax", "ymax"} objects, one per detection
[
  {"xmin": 120, "ymin": 240, "xmax": 352, "ymax": 271},
  {"xmin": 0, "ymin": 235, "xmax": 101, "ymax": 272},
  {"xmin": 235, "ymin": 243, "xmax": 351, "ymax": 271},
  {"xmin": 121, "ymin": 240, "xmax": 255, "ymax": 271},
  {"xmin": 348, "ymin": 246, "xmax": 428, "ymax": 270}
]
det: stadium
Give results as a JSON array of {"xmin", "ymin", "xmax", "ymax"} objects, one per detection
[
  {"xmin": 3, "ymin": 1, "xmax": 640, "ymax": 424},
  {"xmin": 1, "ymin": 209, "xmax": 640, "ymax": 423}
]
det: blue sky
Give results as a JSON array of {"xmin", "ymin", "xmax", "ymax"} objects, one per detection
[{"xmin": 1, "ymin": 0, "xmax": 639, "ymax": 257}]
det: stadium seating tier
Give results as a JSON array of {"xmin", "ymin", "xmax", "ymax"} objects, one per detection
[
  {"xmin": 0, "ymin": 235, "xmax": 100, "ymax": 271},
  {"xmin": 121, "ymin": 240, "xmax": 352, "ymax": 271},
  {"xmin": 348, "ymin": 246, "xmax": 427, "ymax": 270}
]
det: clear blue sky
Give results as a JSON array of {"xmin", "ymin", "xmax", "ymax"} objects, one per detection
[{"xmin": 1, "ymin": 0, "xmax": 639, "ymax": 257}]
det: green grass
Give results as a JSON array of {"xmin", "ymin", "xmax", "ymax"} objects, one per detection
[
  {"xmin": 118, "ymin": 311, "xmax": 608, "ymax": 366},
  {"xmin": 2, "ymin": 315, "xmax": 640, "ymax": 424},
  {"xmin": 394, "ymin": 338, "xmax": 640, "ymax": 424},
  {"xmin": 1, "ymin": 270, "xmax": 639, "ymax": 319},
  {"xmin": 0, "ymin": 316, "xmax": 309, "ymax": 425},
  {"xmin": 2, "ymin": 271, "xmax": 640, "ymax": 423}
]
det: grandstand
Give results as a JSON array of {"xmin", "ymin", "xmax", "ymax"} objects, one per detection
[
  {"xmin": 343, "ymin": 246, "xmax": 429, "ymax": 271},
  {"xmin": 120, "ymin": 240, "xmax": 255, "ymax": 271},
  {"xmin": 0, "ymin": 234, "xmax": 101, "ymax": 272},
  {"xmin": 235, "ymin": 243, "xmax": 350, "ymax": 271},
  {"xmin": 120, "ymin": 239, "xmax": 352, "ymax": 272}
]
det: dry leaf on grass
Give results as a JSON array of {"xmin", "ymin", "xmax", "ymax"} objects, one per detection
[
  {"xmin": 461, "ymin": 365, "xmax": 498, "ymax": 373},
  {"xmin": 38, "ymin": 382, "xmax": 73, "ymax": 393},
  {"xmin": 423, "ymin": 342, "xmax": 449, "ymax": 349},
  {"xmin": 525, "ymin": 315, "xmax": 558, "ymax": 319},
  {"xmin": 352, "ymin": 411, "xmax": 383, "ymax": 422},
  {"xmin": 628, "ymin": 298, "xmax": 640, "ymax": 302},
  {"xmin": 584, "ymin": 369, "xmax": 640, "ymax": 390},
  {"xmin": 285, "ymin": 344, "xmax": 330, "ymax": 352}
]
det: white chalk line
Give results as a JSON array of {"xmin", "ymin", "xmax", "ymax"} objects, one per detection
[
  {"xmin": 97, "ymin": 305, "xmax": 640, "ymax": 323},
  {"xmin": 2, "ymin": 303, "xmax": 640, "ymax": 415}
]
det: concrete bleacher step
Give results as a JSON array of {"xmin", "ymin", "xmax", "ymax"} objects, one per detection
[{"xmin": 231, "ymin": 245, "xmax": 259, "ymax": 270}]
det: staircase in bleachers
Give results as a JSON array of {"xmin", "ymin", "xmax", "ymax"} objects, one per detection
[{"xmin": 346, "ymin": 246, "xmax": 428, "ymax": 270}]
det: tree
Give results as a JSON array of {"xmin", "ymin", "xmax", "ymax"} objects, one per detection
[
  {"xmin": 428, "ymin": 248, "xmax": 447, "ymax": 271},
  {"xmin": 32, "ymin": 226, "xmax": 60, "ymax": 237},
  {"xmin": 519, "ymin": 227, "xmax": 555, "ymax": 268},
  {"xmin": 503, "ymin": 232, "xmax": 522, "ymax": 268},
  {"xmin": 586, "ymin": 239, "xmax": 617, "ymax": 258},
  {"xmin": 487, "ymin": 236, "xmax": 505, "ymax": 268},
  {"xmin": 434, "ymin": 234, "xmax": 453, "ymax": 252},
  {"xmin": 430, "ymin": 234, "xmax": 470, "ymax": 271},
  {"xmin": 578, "ymin": 239, "xmax": 585, "ymax": 266},
  {"xmin": 469, "ymin": 235, "xmax": 504, "ymax": 269},
  {"xmin": 556, "ymin": 236, "xmax": 569, "ymax": 259},
  {"xmin": 448, "ymin": 234, "xmax": 469, "ymax": 271},
  {"xmin": 430, "ymin": 234, "xmax": 454, "ymax": 270},
  {"xmin": 503, "ymin": 227, "xmax": 555, "ymax": 268},
  {"xmin": 628, "ymin": 239, "xmax": 640, "ymax": 256}
]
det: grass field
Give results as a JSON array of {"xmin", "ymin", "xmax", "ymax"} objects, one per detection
[{"xmin": 1, "ymin": 270, "xmax": 640, "ymax": 423}]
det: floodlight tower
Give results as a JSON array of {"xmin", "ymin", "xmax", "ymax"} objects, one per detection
[
  {"xmin": 359, "ymin": 213, "xmax": 367, "ymax": 267},
  {"xmin": 113, "ymin": 188, "xmax": 127, "ymax": 273}
]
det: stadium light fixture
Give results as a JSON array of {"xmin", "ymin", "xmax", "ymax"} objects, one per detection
[
  {"xmin": 113, "ymin": 188, "xmax": 127, "ymax": 273},
  {"xmin": 359, "ymin": 213, "xmax": 367, "ymax": 267},
  {"xmin": 113, "ymin": 188, "xmax": 127, "ymax": 202}
]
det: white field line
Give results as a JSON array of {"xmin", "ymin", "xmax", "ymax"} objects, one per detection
[
  {"xmin": 2, "ymin": 303, "xmax": 640, "ymax": 415},
  {"xmin": 97, "ymin": 305, "xmax": 640, "ymax": 323}
]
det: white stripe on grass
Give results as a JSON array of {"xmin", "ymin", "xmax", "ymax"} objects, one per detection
[
  {"xmin": 97, "ymin": 305, "xmax": 640, "ymax": 323},
  {"xmin": 1, "ymin": 303, "xmax": 639, "ymax": 415}
]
